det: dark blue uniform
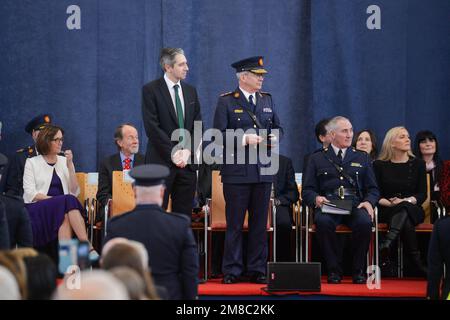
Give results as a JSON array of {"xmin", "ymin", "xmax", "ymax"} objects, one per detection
[
  {"xmin": 4, "ymin": 146, "xmax": 36, "ymax": 196},
  {"xmin": 104, "ymin": 204, "xmax": 199, "ymax": 300},
  {"xmin": 302, "ymin": 147, "xmax": 379, "ymax": 276},
  {"xmin": 213, "ymin": 88, "xmax": 282, "ymax": 278}
]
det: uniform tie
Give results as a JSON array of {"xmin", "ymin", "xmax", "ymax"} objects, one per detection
[
  {"xmin": 337, "ymin": 149, "xmax": 343, "ymax": 161},
  {"xmin": 249, "ymin": 94, "xmax": 256, "ymax": 112},
  {"xmin": 173, "ymin": 84, "xmax": 185, "ymax": 143},
  {"xmin": 123, "ymin": 157, "xmax": 132, "ymax": 170}
]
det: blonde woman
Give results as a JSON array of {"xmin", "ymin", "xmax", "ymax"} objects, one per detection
[{"xmin": 373, "ymin": 126, "xmax": 427, "ymax": 276}]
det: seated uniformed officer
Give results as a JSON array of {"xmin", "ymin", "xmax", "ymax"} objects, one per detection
[
  {"xmin": 213, "ymin": 56, "xmax": 283, "ymax": 284},
  {"xmin": 302, "ymin": 116, "xmax": 379, "ymax": 284},
  {"xmin": 104, "ymin": 164, "xmax": 199, "ymax": 300},
  {"xmin": 4, "ymin": 114, "xmax": 52, "ymax": 196}
]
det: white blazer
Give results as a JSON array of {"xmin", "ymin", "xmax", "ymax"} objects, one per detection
[{"xmin": 23, "ymin": 155, "xmax": 80, "ymax": 204}]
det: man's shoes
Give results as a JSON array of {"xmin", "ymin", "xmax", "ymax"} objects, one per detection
[
  {"xmin": 249, "ymin": 273, "xmax": 267, "ymax": 284},
  {"xmin": 327, "ymin": 273, "xmax": 342, "ymax": 284},
  {"xmin": 352, "ymin": 270, "xmax": 367, "ymax": 284},
  {"xmin": 222, "ymin": 274, "xmax": 239, "ymax": 284}
]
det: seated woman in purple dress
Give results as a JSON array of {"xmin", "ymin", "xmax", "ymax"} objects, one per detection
[{"xmin": 23, "ymin": 125, "xmax": 96, "ymax": 255}]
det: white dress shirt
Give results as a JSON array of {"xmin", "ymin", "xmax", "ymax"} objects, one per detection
[
  {"xmin": 164, "ymin": 73, "xmax": 185, "ymax": 119},
  {"xmin": 239, "ymin": 87, "xmax": 257, "ymax": 105},
  {"xmin": 331, "ymin": 144, "xmax": 348, "ymax": 159}
]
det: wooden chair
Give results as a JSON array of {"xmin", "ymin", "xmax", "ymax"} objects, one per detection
[
  {"xmin": 111, "ymin": 171, "xmax": 135, "ymax": 217},
  {"xmin": 76, "ymin": 172, "xmax": 99, "ymax": 244},
  {"xmin": 203, "ymin": 171, "xmax": 275, "ymax": 280}
]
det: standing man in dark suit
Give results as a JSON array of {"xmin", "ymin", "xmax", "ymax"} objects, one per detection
[
  {"xmin": 273, "ymin": 154, "xmax": 299, "ymax": 262},
  {"xmin": 104, "ymin": 164, "xmax": 199, "ymax": 300},
  {"xmin": 141, "ymin": 47, "xmax": 202, "ymax": 217},
  {"xmin": 4, "ymin": 114, "xmax": 52, "ymax": 196},
  {"xmin": 302, "ymin": 116, "xmax": 379, "ymax": 284},
  {"xmin": 96, "ymin": 123, "xmax": 145, "ymax": 217},
  {"xmin": 213, "ymin": 56, "xmax": 283, "ymax": 284}
]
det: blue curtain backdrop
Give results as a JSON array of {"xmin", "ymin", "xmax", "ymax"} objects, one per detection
[{"xmin": 1, "ymin": 0, "xmax": 449, "ymax": 172}]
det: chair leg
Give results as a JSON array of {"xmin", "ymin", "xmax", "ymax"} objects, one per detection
[
  {"xmin": 398, "ymin": 239, "xmax": 403, "ymax": 278},
  {"xmin": 305, "ymin": 207, "xmax": 309, "ymax": 263},
  {"xmin": 272, "ymin": 203, "xmax": 277, "ymax": 262}
]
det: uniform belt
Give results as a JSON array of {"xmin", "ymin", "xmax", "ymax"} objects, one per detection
[{"xmin": 325, "ymin": 187, "xmax": 357, "ymax": 199}]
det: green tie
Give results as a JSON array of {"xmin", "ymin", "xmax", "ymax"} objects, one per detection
[{"xmin": 173, "ymin": 84, "xmax": 185, "ymax": 143}]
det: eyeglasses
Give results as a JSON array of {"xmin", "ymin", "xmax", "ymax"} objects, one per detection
[{"xmin": 52, "ymin": 138, "xmax": 64, "ymax": 143}]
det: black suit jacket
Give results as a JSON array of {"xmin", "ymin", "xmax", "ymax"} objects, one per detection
[
  {"xmin": 427, "ymin": 216, "xmax": 450, "ymax": 300},
  {"xmin": 274, "ymin": 154, "xmax": 299, "ymax": 207},
  {"xmin": 104, "ymin": 204, "xmax": 199, "ymax": 300},
  {"xmin": 142, "ymin": 77, "xmax": 202, "ymax": 168},
  {"xmin": 96, "ymin": 153, "xmax": 145, "ymax": 208}
]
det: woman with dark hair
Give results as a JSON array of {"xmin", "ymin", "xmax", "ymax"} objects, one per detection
[
  {"xmin": 373, "ymin": 126, "xmax": 427, "ymax": 276},
  {"xmin": 22, "ymin": 125, "xmax": 96, "ymax": 257},
  {"xmin": 414, "ymin": 130, "xmax": 443, "ymax": 202},
  {"xmin": 353, "ymin": 129, "xmax": 378, "ymax": 160}
]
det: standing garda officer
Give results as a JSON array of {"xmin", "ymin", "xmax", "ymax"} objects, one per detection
[
  {"xmin": 213, "ymin": 56, "xmax": 283, "ymax": 284},
  {"xmin": 104, "ymin": 164, "xmax": 199, "ymax": 300},
  {"xmin": 302, "ymin": 116, "xmax": 379, "ymax": 284},
  {"xmin": 4, "ymin": 114, "xmax": 52, "ymax": 196}
]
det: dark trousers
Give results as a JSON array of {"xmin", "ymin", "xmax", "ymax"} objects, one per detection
[
  {"xmin": 222, "ymin": 183, "xmax": 271, "ymax": 276},
  {"xmin": 162, "ymin": 166, "xmax": 197, "ymax": 217},
  {"xmin": 275, "ymin": 205, "xmax": 294, "ymax": 262},
  {"xmin": 314, "ymin": 207, "xmax": 372, "ymax": 275}
]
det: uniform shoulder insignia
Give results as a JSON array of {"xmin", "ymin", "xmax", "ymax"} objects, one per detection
[
  {"xmin": 260, "ymin": 91, "xmax": 271, "ymax": 96},
  {"xmin": 16, "ymin": 148, "xmax": 25, "ymax": 153},
  {"xmin": 220, "ymin": 91, "xmax": 233, "ymax": 97}
]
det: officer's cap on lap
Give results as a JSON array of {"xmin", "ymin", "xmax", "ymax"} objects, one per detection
[
  {"xmin": 231, "ymin": 56, "xmax": 268, "ymax": 74},
  {"xmin": 25, "ymin": 114, "xmax": 52, "ymax": 134},
  {"xmin": 129, "ymin": 164, "xmax": 170, "ymax": 186}
]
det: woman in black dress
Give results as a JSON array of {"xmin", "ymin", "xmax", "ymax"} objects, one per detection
[{"xmin": 373, "ymin": 126, "xmax": 427, "ymax": 275}]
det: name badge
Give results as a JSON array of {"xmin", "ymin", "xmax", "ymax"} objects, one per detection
[
  {"xmin": 263, "ymin": 107, "xmax": 272, "ymax": 113},
  {"xmin": 234, "ymin": 109, "xmax": 244, "ymax": 113},
  {"xmin": 351, "ymin": 162, "xmax": 362, "ymax": 167}
]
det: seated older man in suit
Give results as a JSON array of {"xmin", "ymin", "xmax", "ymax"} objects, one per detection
[{"xmin": 96, "ymin": 124, "xmax": 145, "ymax": 220}]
